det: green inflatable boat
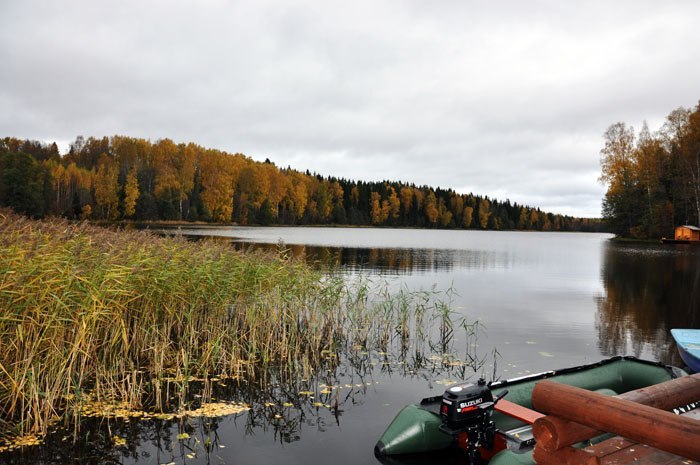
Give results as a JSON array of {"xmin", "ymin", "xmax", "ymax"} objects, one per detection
[{"xmin": 375, "ymin": 356, "xmax": 686, "ymax": 465}]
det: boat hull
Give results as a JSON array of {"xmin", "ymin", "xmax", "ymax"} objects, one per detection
[
  {"xmin": 375, "ymin": 356, "xmax": 686, "ymax": 464},
  {"xmin": 671, "ymin": 329, "xmax": 700, "ymax": 373}
]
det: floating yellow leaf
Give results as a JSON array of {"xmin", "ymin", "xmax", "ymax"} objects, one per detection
[
  {"xmin": 436, "ymin": 379, "xmax": 455, "ymax": 386},
  {"xmin": 177, "ymin": 432, "xmax": 190, "ymax": 440},
  {"xmin": 112, "ymin": 435, "xmax": 126, "ymax": 447},
  {"xmin": 4, "ymin": 433, "xmax": 43, "ymax": 449},
  {"xmin": 184, "ymin": 402, "xmax": 251, "ymax": 417}
]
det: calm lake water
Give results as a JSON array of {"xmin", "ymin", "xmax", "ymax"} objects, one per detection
[{"xmin": 9, "ymin": 227, "xmax": 700, "ymax": 465}]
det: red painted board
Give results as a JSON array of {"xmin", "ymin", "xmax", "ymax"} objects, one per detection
[{"xmin": 495, "ymin": 399, "xmax": 545, "ymax": 424}]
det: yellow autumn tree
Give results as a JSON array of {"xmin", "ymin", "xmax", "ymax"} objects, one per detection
[
  {"xmin": 316, "ymin": 182, "xmax": 332, "ymax": 222},
  {"xmin": 529, "ymin": 208, "xmax": 541, "ymax": 229},
  {"xmin": 93, "ymin": 155, "xmax": 119, "ymax": 220},
  {"xmin": 425, "ymin": 191, "xmax": 439, "ymax": 225},
  {"xmin": 287, "ymin": 172, "xmax": 309, "ymax": 220},
  {"xmin": 175, "ymin": 143, "xmax": 197, "ymax": 218},
  {"xmin": 237, "ymin": 162, "xmax": 271, "ymax": 221},
  {"xmin": 123, "ymin": 166, "xmax": 139, "ymax": 218},
  {"xmin": 48, "ymin": 162, "xmax": 67, "ymax": 214},
  {"xmin": 439, "ymin": 198, "xmax": 452, "ymax": 227},
  {"xmin": 517, "ymin": 207, "xmax": 529, "ymax": 229},
  {"xmin": 152, "ymin": 138, "xmax": 193, "ymax": 218},
  {"xmin": 478, "ymin": 198, "xmax": 490, "ymax": 229},
  {"xmin": 413, "ymin": 188, "xmax": 424, "ymax": 213},
  {"xmin": 463, "ymin": 206, "xmax": 474, "ymax": 228},
  {"xmin": 199, "ymin": 149, "xmax": 238, "ymax": 222},
  {"xmin": 370, "ymin": 192, "xmax": 382, "ymax": 224},
  {"xmin": 262, "ymin": 162, "xmax": 289, "ymax": 218},
  {"xmin": 387, "ymin": 185, "xmax": 400, "ymax": 221}
]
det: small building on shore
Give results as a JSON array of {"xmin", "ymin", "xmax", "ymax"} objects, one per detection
[{"xmin": 674, "ymin": 225, "xmax": 700, "ymax": 242}]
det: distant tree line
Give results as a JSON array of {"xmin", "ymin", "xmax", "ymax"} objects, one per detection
[
  {"xmin": 599, "ymin": 100, "xmax": 700, "ymax": 238},
  {"xmin": 0, "ymin": 135, "xmax": 602, "ymax": 232}
]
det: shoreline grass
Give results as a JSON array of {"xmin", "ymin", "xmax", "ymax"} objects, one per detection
[
  {"xmin": 0, "ymin": 210, "xmax": 352, "ymax": 439},
  {"xmin": 0, "ymin": 210, "xmax": 486, "ymax": 450}
]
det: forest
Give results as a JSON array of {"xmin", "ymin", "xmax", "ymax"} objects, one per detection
[
  {"xmin": 599, "ymin": 100, "xmax": 700, "ymax": 238},
  {"xmin": 0, "ymin": 135, "xmax": 601, "ymax": 232}
]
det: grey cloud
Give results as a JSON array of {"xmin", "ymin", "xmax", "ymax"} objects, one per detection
[{"xmin": 2, "ymin": 0, "xmax": 700, "ymax": 218}]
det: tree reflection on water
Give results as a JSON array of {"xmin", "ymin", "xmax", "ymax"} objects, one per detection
[
  {"xmin": 223, "ymin": 240, "xmax": 502, "ymax": 275},
  {"xmin": 596, "ymin": 242, "xmax": 700, "ymax": 365}
]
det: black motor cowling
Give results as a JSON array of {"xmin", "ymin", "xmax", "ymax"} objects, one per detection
[
  {"xmin": 440, "ymin": 378, "xmax": 494, "ymax": 430},
  {"xmin": 438, "ymin": 379, "xmax": 507, "ymax": 464}
]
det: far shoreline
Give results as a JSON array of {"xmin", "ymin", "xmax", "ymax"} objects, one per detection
[{"xmin": 106, "ymin": 219, "xmax": 608, "ymax": 234}]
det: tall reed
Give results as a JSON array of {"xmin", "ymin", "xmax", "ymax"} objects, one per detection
[
  {"xmin": 0, "ymin": 211, "xmax": 347, "ymax": 438},
  {"xmin": 0, "ymin": 210, "xmax": 486, "ymax": 444}
]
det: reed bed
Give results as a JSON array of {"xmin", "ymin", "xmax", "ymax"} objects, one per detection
[
  {"xmin": 0, "ymin": 210, "xmax": 483, "ymax": 446},
  {"xmin": 0, "ymin": 211, "xmax": 350, "ymax": 439}
]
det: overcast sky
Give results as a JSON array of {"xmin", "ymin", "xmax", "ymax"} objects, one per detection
[{"xmin": 2, "ymin": 1, "xmax": 700, "ymax": 217}]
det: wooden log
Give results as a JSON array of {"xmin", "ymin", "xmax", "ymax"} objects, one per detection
[
  {"xmin": 533, "ymin": 373, "xmax": 700, "ymax": 451},
  {"xmin": 619, "ymin": 373, "xmax": 700, "ymax": 410},
  {"xmin": 532, "ymin": 445, "xmax": 600, "ymax": 465},
  {"xmin": 532, "ymin": 380, "xmax": 700, "ymax": 460},
  {"xmin": 533, "ymin": 417, "xmax": 604, "ymax": 453}
]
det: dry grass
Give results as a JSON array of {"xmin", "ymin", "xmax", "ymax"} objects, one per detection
[
  {"xmin": 0, "ymin": 210, "xmax": 481, "ymax": 446},
  {"xmin": 0, "ymin": 210, "xmax": 346, "ymax": 439}
]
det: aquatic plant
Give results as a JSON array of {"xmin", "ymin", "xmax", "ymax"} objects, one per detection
[
  {"xmin": 0, "ymin": 210, "xmax": 488, "ymax": 449},
  {"xmin": 0, "ymin": 211, "xmax": 344, "ymax": 439}
]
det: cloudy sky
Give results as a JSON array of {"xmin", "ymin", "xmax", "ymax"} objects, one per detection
[{"xmin": 2, "ymin": 1, "xmax": 700, "ymax": 217}]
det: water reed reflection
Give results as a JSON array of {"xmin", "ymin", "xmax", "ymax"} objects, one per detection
[{"xmin": 3, "ymin": 341, "xmax": 490, "ymax": 465}]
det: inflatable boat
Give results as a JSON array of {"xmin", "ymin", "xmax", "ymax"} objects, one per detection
[{"xmin": 375, "ymin": 356, "xmax": 687, "ymax": 465}]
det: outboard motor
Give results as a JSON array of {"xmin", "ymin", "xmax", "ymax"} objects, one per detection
[{"xmin": 438, "ymin": 378, "xmax": 507, "ymax": 464}]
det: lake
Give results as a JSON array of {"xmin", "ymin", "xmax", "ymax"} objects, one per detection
[{"xmin": 9, "ymin": 227, "xmax": 700, "ymax": 465}]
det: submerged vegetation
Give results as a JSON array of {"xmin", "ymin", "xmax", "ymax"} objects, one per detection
[{"xmin": 0, "ymin": 210, "xmax": 488, "ymax": 452}]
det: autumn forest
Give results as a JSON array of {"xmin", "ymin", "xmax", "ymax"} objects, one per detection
[
  {"xmin": 0, "ymin": 135, "xmax": 601, "ymax": 232},
  {"xmin": 599, "ymin": 100, "xmax": 700, "ymax": 238}
]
